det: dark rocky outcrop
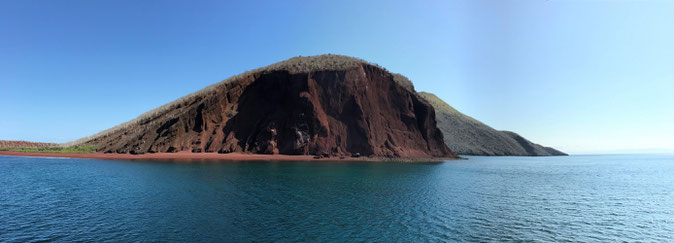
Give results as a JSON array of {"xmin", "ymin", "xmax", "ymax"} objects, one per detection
[
  {"xmin": 77, "ymin": 55, "xmax": 456, "ymax": 159},
  {"xmin": 417, "ymin": 92, "xmax": 566, "ymax": 156}
]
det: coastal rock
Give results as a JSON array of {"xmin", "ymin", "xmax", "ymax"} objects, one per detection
[{"xmin": 78, "ymin": 55, "xmax": 456, "ymax": 159}]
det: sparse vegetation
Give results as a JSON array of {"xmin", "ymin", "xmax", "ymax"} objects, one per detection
[
  {"xmin": 0, "ymin": 140, "xmax": 57, "ymax": 148},
  {"xmin": 261, "ymin": 54, "xmax": 376, "ymax": 74},
  {"xmin": 0, "ymin": 144, "xmax": 97, "ymax": 154},
  {"xmin": 392, "ymin": 73, "xmax": 415, "ymax": 91},
  {"xmin": 417, "ymin": 91, "xmax": 566, "ymax": 156}
]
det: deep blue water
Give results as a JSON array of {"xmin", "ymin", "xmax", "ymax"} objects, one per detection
[{"xmin": 1, "ymin": 154, "xmax": 673, "ymax": 242}]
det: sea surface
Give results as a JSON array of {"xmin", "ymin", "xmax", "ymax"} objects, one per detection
[{"xmin": 1, "ymin": 154, "xmax": 673, "ymax": 242}]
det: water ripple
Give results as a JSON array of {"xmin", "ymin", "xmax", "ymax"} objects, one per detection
[{"xmin": 1, "ymin": 154, "xmax": 673, "ymax": 241}]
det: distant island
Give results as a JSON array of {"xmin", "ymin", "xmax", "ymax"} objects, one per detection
[{"xmin": 1, "ymin": 54, "xmax": 564, "ymax": 161}]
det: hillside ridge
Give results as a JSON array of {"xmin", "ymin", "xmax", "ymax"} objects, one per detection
[
  {"xmin": 68, "ymin": 54, "xmax": 375, "ymax": 146},
  {"xmin": 417, "ymin": 92, "xmax": 566, "ymax": 156},
  {"xmin": 74, "ymin": 54, "xmax": 455, "ymax": 159}
]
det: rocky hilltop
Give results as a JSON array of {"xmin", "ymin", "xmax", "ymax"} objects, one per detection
[
  {"xmin": 73, "ymin": 55, "xmax": 456, "ymax": 159},
  {"xmin": 417, "ymin": 92, "xmax": 566, "ymax": 156}
]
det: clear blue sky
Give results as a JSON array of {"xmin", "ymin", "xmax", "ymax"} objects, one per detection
[{"xmin": 1, "ymin": 0, "xmax": 673, "ymax": 154}]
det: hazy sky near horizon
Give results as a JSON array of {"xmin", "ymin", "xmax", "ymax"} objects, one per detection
[{"xmin": 1, "ymin": 0, "xmax": 673, "ymax": 154}]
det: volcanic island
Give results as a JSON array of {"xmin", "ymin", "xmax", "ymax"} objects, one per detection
[{"xmin": 0, "ymin": 55, "xmax": 565, "ymax": 161}]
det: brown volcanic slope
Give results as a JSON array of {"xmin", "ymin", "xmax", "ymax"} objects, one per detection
[
  {"xmin": 72, "ymin": 55, "xmax": 455, "ymax": 159},
  {"xmin": 417, "ymin": 92, "xmax": 566, "ymax": 156}
]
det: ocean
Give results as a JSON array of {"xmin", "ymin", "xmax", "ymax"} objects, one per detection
[{"xmin": 1, "ymin": 154, "xmax": 672, "ymax": 242}]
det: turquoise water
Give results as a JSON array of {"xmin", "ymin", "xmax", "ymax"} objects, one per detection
[{"xmin": 1, "ymin": 154, "xmax": 673, "ymax": 242}]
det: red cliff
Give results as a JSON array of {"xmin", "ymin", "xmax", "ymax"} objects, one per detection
[{"xmin": 76, "ymin": 55, "xmax": 456, "ymax": 159}]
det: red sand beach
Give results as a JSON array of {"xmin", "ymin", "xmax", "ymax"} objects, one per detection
[
  {"xmin": 0, "ymin": 151, "xmax": 348, "ymax": 162},
  {"xmin": 0, "ymin": 151, "xmax": 453, "ymax": 162},
  {"xmin": 0, "ymin": 151, "xmax": 455, "ymax": 162}
]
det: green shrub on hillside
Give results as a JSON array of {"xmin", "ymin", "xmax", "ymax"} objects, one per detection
[{"xmin": 0, "ymin": 144, "xmax": 97, "ymax": 154}]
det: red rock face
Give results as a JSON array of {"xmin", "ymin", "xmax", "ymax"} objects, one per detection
[{"xmin": 89, "ymin": 63, "xmax": 455, "ymax": 159}]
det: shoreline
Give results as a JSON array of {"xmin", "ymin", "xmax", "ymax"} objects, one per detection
[{"xmin": 0, "ymin": 151, "xmax": 455, "ymax": 163}]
